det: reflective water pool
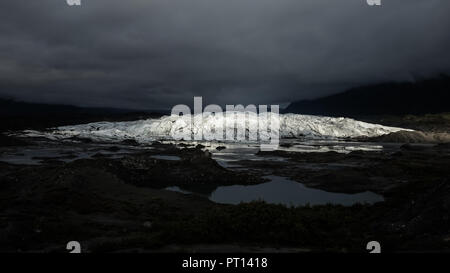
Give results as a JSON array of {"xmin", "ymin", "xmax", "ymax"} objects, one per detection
[{"xmin": 166, "ymin": 175, "xmax": 384, "ymax": 207}]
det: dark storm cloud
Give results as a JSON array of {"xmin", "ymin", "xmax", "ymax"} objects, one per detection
[{"xmin": 1, "ymin": 0, "xmax": 450, "ymax": 109}]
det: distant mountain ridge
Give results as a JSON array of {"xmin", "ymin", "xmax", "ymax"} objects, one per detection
[
  {"xmin": 284, "ymin": 76, "xmax": 450, "ymax": 117},
  {"xmin": 0, "ymin": 98, "xmax": 163, "ymax": 132},
  {"xmin": 0, "ymin": 98, "xmax": 129, "ymax": 117}
]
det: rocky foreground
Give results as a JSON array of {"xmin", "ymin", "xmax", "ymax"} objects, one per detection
[{"xmin": 0, "ymin": 135, "xmax": 450, "ymax": 252}]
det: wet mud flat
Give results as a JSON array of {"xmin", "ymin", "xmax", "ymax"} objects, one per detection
[
  {"xmin": 1, "ymin": 136, "xmax": 450, "ymax": 252},
  {"xmin": 247, "ymin": 143, "xmax": 450, "ymax": 194}
]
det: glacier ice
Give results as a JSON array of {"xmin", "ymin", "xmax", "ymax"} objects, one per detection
[{"xmin": 22, "ymin": 113, "xmax": 410, "ymax": 143}]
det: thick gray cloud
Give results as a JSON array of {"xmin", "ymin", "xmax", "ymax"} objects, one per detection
[{"xmin": 0, "ymin": 0, "xmax": 449, "ymax": 109}]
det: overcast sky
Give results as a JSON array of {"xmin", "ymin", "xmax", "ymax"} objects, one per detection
[{"xmin": 0, "ymin": 0, "xmax": 449, "ymax": 109}]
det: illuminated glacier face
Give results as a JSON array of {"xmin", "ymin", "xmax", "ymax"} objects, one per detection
[{"xmin": 23, "ymin": 113, "xmax": 409, "ymax": 143}]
